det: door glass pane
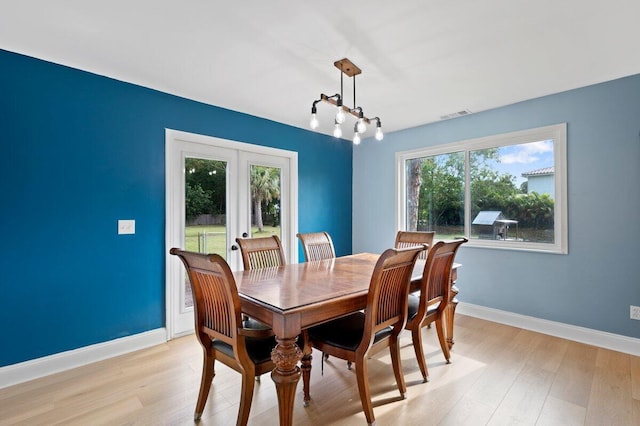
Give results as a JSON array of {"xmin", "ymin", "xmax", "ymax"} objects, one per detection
[
  {"xmin": 250, "ymin": 165, "xmax": 281, "ymax": 240},
  {"xmin": 183, "ymin": 157, "xmax": 227, "ymax": 309}
]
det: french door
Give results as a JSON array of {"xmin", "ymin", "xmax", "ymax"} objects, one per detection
[{"xmin": 165, "ymin": 129, "xmax": 298, "ymax": 338}]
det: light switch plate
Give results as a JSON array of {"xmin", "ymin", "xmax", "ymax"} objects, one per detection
[{"xmin": 118, "ymin": 219, "xmax": 135, "ymax": 235}]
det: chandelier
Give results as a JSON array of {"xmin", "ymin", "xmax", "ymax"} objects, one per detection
[{"xmin": 309, "ymin": 58, "xmax": 383, "ymax": 145}]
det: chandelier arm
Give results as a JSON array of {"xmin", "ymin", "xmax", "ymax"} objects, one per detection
[
  {"xmin": 353, "ymin": 74, "xmax": 356, "ymax": 108},
  {"xmin": 319, "ymin": 96, "xmax": 371, "ymax": 124},
  {"xmin": 340, "ymin": 65, "xmax": 344, "ymax": 101},
  {"xmin": 311, "ymin": 98, "xmax": 322, "ymax": 113}
]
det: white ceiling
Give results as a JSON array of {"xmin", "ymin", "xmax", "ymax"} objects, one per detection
[{"xmin": 2, "ymin": 1, "xmax": 640, "ymax": 138}]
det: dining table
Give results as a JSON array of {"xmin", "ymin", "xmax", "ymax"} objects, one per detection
[{"xmin": 233, "ymin": 252, "xmax": 460, "ymax": 426}]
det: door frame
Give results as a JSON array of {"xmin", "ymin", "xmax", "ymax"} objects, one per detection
[{"xmin": 165, "ymin": 129, "xmax": 298, "ymax": 339}]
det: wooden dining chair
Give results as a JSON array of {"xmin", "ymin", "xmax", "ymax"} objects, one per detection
[
  {"xmin": 395, "ymin": 230, "xmax": 435, "ymax": 259},
  {"xmin": 304, "ymin": 246, "xmax": 425, "ymax": 426},
  {"xmin": 296, "ymin": 231, "xmax": 336, "ymax": 262},
  {"xmin": 235, "ymin": 235, "xmax": 286, "ymax": 270},
  {"xmin": 405, "ymin": 238, "xmax": 467, "ymax": 382},
  {"xmin": 169, "ymin": 248, "xmax": 276, "ymax": 425}
]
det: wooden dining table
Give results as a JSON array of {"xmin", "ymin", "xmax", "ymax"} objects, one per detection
[{"xmin": 233, "ymin": 252, "xmax": 460, "ymax": 426}]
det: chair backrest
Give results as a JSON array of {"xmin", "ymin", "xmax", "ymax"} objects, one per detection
[
  {"xmin": 416, "ymin": 238, "xmax": 467, "ymax": 318},
  {"xmin": 170, "ymin": 249, "xmax": 241, "ymax": 348},
  {"xmin": 235, "ymin": 235, "xmax": 286, "ymax": 270},
  {"xmin": 361, "ymin": 246, "xmax": 425, "ymax": 346},
  {"xmin": 296, "ymin": 231, "xmax": 336, "ymax": 262},
  {"xmin": 395, "ymin": 231, "xmax": 436, "ymax": 259}
]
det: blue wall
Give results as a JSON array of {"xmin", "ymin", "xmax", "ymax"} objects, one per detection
[
  {"xmin": 0, "ymin": 49, "xmax": 352, "ymax": 366},
  {"xmin": 353, "ymin": 74, "xmax": 640, "ymax": 340}
]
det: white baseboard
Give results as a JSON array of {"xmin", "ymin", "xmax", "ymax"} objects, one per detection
[
  {"xmin": 0, "ymin": 328, "xmax": 167, "ymax": 389},
  {"xmin": 457, "ymin": 303, "xmax": 640, "ymax": 357}
]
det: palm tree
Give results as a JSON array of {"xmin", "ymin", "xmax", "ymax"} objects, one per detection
[{"xmin": 250, "ymin": 166, "xmax": 280, "ymax": 232}]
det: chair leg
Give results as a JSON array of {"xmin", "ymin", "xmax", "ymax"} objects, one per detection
[
  {"xmin": 194, "ymin": 352, "xmax": 216, "ymax": 420},
  {"xmin": 389, "ymin": 339, "xmax": 407, "ymax": 398},
  {"xmin": 355, "ymin": 358, "xmax": 376, "ymax": 426},
  {"xmin": 411, "ymin": 327, "xmax": 429, "ymax": 382},
  {"xmin": 301, "ymin": 352, "xmax": 312, "ymax": 406},
  {"xmin": 435, "ymin": 317, "xmax": 451, "ymax": 363},
  {"xmin": 237, "ymin": 368, "xmax": 256, "ymax": 426}
]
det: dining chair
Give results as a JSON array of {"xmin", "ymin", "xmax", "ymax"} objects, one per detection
[
  {"xmin": 296, "ymin": 231, "xmax": 336, "ymax": 262},
  {"xmin": 395, "ymin": 230, "xmax": 437, "ymax": 333},
  {"xmin": 304, "ymin": 246, "xmax": 425, "ymax": 426},
  {"xmin": 235, "ymin": 235, "xmax": 286, "ymax": 270},
  {"xmin": 405, "ymin": 238, "xmax": 467, "ymax": 382},
  {"xmin": 170, "ymin": 248, "xmax": 277, "ymax": 425},
  {"xmin": 296, "ymin": 231, "xmax": 348, "ymax": 369},
  {"xmin": 296, "ymin": 231, "xmax": 343, "ymax": 367},
  {"xmin": 234, "ymin": 235, "xmax": 286, "ymax": 350},
  {"xmin": 395, "ymin": 230, "xmax": 435, "ymax": 259}
]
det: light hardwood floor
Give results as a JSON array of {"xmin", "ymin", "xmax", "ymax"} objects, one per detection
[{"xmin": 1, "ymin": 315, "xmax": 639, "ymax": 425}]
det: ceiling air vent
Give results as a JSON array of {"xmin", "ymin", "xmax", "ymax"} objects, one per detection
[{"xmin": 440, "ymin": 109, "xmax": 472, "ymax": 120}]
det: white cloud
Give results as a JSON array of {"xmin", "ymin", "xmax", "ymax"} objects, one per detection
[{"xmin": 500, "ymin": 140, "xmax": 553, "ymax": 164}]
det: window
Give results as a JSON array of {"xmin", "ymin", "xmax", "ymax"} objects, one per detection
[{"xmin": 396, "ymin": 123, "xmax": 567, "ymax": 253}]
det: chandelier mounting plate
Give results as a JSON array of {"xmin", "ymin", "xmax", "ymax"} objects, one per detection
[{"xmin": 334, "ymin": 58, "xmax": 361, "ymax": 77}]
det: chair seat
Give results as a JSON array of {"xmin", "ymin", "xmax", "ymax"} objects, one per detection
[
  {"xmin": 308, "ymin": 312, "xmax": 393, "ymax": 351},
  {"xmin": 212, "ymin": 334, "xmax": 276, "ymax": 365},
  {"xmin": 407, "ymin": 294, "xmax": 440, "ymax": 321},
  {"xmin": 243, "ymin": 316, "xmax": 272, "ymax": 331}
]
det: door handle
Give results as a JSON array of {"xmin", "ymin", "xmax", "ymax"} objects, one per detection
[
  {"xmin": 231, "ymin": 245, "xmax": 238, "ymax": 251},
  {"xmin": 242, "ymin": 232, "xmax": 248, "ymax": 238}
]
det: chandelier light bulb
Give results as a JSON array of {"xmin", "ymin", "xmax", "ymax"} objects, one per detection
[
  {"xmin": 335, "ymin": 106, "xmax": 346, "ymax": 124},
  {"xmin": 375, "ymin": 126, "xmax": 384, "ymax": 141},
  {"xmin": 375, "ymin": 120, "xmax": 384, "ymax": 141},
  {"xmin": 356, "ymin": 118, "xmax": 367, "ymax": 134},
  {"xmin": 353, "ymin": 132, "xmax": 361, "ymax": 145},
  {"xmin": 333, "ymin": 122, "xmax": 342, "ymax": 138},
  {"xmin": 309, "ymin": 113, "xmax": 319, "ymax": 130}
]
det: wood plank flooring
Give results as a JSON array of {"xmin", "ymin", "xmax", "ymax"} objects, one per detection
[{"xmin": 1, "ymin": 315, "xmax": 639, "ymax": 425}]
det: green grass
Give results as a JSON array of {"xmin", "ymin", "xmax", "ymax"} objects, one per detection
[{"xmin": 185, "ymin": 225, "xmax": 281, "ymax": 259}]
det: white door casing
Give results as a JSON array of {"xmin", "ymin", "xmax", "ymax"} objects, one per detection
[{"xmin": 165, "ymin": 129, "xmax": 298, "ymax": 338}]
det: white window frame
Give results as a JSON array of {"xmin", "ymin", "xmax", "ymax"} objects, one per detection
[{"xmin": 396, "ymin": 123, "xmax": 568, "ymax": 254}]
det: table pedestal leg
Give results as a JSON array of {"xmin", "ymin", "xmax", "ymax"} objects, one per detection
[
  {"xmin": 446, "ymin": 284, "xmax": 459, "ymax": 349},
  {"xmin": 271, "ymin": 337, "xmax": 303, "ymax": 426}
]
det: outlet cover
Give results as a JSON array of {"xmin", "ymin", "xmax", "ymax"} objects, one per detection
[
  {"xmin": 631, "ymin": 305, "xmax": 640, "ymax": 320},
  {"xmin": 118, "ymin": 219, "xmax": 135, "ymax": 235}
]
